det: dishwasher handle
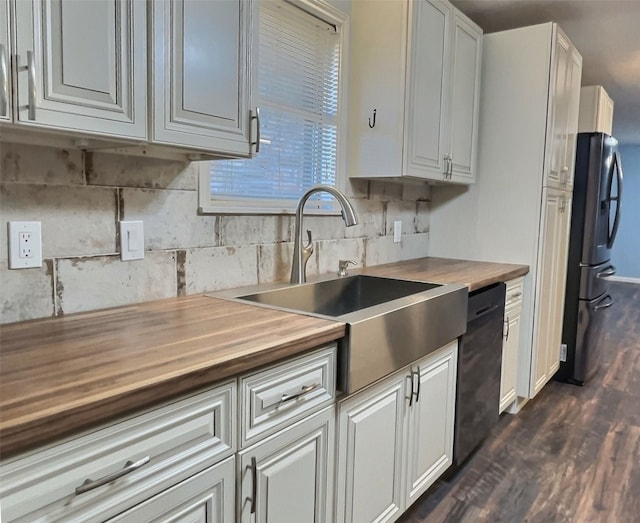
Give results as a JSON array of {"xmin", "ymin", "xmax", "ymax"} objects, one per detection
[{"xmin": 471, "ymin": 303, "xmax": 501, "ymax": 319}]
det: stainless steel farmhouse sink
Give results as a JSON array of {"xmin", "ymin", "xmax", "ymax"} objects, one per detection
[{"xmin": 232, "ymin": 275, "xmax": 468, "ymax": 394}]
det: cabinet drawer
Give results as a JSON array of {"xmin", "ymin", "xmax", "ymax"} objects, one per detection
[
  {"xmin": 0, "ymin": 381, "xmax": 236, "ymax": 523},
  {"xmin": 108, "ymin": 456, "xmax": 235, "ymax": 523},
  {"xmin": 505, "ymin": 277, "xmax": 524, "ymax": 308},
  {"xmin": 240, "ymin": 345, "xmax": 336, "ymax": 448}
]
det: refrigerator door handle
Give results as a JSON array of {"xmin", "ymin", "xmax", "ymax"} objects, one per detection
[
  {"xmin": 607, "ymin": 151, "xmax": 624, "ymax": 248},
  {"xmin": 596, "ymin": 265, "xmax": 616, "ymax": 279},
  {"xmin": 594, "ymin": 294, "xmax": 614, "ymax": 311}
]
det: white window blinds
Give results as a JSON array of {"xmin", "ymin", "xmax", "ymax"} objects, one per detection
[{"xmin": 206, "ymin": 0, "xmax": 342, "ymax": 214}]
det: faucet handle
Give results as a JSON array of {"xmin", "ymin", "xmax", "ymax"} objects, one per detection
[
  {"xmin": 304, "ymin": 229, "xmax": 313, "ymax": 249},
  {"xmin": 338, "ymin": 259, "xmax": 357, "ymax": 277}
]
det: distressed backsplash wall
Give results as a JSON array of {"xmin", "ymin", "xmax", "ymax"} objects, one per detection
[{"xmin": 0, "ymin": 143, "xmax": 431, "ymax": 324}]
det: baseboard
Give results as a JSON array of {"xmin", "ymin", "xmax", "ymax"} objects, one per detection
[
  {"xmin": 606, "ymin": 275, "xmax": 640, "ymax": 284},
  {"xmin": 505, "ymin": 396, "xmax": 529, "ymax": 414}
]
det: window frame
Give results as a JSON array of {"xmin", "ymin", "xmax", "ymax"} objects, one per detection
[{"xmin": 198, "ymin": 0, "xmax": 350, "ymax": 216}]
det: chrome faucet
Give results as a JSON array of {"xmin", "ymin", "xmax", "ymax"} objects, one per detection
[{"xmin": 290, "ymin": 185, "xmax": 359, "ymax": 284}]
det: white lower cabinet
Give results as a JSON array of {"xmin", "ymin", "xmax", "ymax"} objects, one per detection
[
  {"xmin": 404, "ymin": 346, "xmax": 457, "ymax": 507},
  {"xmin": 238, "ymin": 405, "xmax": 335, "ymax": 523},
  {"xmin": 500, "ymin": 278, "xmax": 524, "ymax": 413},
  {"xmin": 335, "ymin": 372, "xmax": 405, "ymax": 523},
  {"xmin": 335, "ymin": 341, "xmax": 458, "ymax": 523},
  {"xmin": 0, "ymin": 381, "xmax": 236, "ymax": 523},
  {"xmin": 108, "ymin": 456, "xmax": 235, "ymax": 523}
]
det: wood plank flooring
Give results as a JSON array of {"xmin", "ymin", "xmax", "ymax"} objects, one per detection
[{"xmin": 400, "ymin": 281, "xmax": 640, "ymax": 523}]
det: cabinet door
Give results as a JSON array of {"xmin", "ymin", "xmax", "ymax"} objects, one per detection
[
  {"xmin": 531, "ymin": 189, "xmax": 570, "ymax": 396},
  {"xmin": 405, "ymin": 341, "xmax": 457, "ymax": 507},
  {"xmin": 336, "ymin": 376, "xmax": 406, "ymax": 523},
  {"xmin": 347, "ymin": 0, "xmax": 408, "ymax": 179},
  {"xmin": 108, "ymin": 457, "xmax": 235, "ymax": 523},
  {"xmin": 448, "ymin": 12, "xmax": 482, "ymax": 184},
  {"xmin": 500, "ymin": 304, "xmax": 521, "ymax": 413},
  {"xmin": 547, "ymin": 30, "xmax": 577, "ymax": 189},
  {"xmin": 13, "ymin": 0, "xmax": 146, "ymax": 139},
  {"xmin": 563, "ymin": 47, "xmax": 583, "ymax": 188},
  {"xmin": 0, "ymin": 0, "xmax": 10, "ymax": 122},
  {"xmin": 405, "ymin": 0, "xmax": 451, "ymax": 180},
  {"xmin": 239, "ymin": 406, "xmax": 334, "ymax": 523},
  {"xmin": 546, "ymin": 192, "xmax": 572, "ymax": 378},
  {"xmin": 151, "ymin": 0, "xmax": 254, "ymax": 156}
]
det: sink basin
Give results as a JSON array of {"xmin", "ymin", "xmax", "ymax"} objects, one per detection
[
  {"xmin": 240, "ymin": 275, "xmax": 441, "ymax": 317},
  {"xmin": 234, "ymin": 275, "xmax": 468, "ymax": 394}
]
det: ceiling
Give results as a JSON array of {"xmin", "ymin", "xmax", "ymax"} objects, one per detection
[{"xmin": 450, "ymin": 0, "xmax": 640, "ymax": 145}]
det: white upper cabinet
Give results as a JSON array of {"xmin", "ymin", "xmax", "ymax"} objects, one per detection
[
  {"xmin": 405, "ymin": 0, "xmax": 451, "ymax": 179},
  {"xmin": 428, "ymin": 22, "xmax": 582, "ymax": 406},
  {"xmin": 348, "ymin": 0, "xmax": 482, "ymax": 184},
  {"xmin": 578, "ymin": 85, "xmax": 614, "ymax": 136},
  {"xmin": 3, "ymin": 0, "xmax": 255, "ymax": 157},
  {"xmin": 448, "ymin": 11, "xmax": 482, "ymax": 183},
  {"xmin": 150, "ymin": 0, "xmax": 256, "ymax": 157},
  {"xmin": 0, "ymin": 0, "xmax": 10, "ymax": 122},
  {"xmin": 12, "ymin": 0, "xmax": 147, "ymax": 139},
  {"xmin": 546, "ymin": 29, "xmax": 582, "ymax": 189}
]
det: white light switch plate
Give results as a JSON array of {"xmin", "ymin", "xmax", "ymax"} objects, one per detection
[
  {"xmin": 8, "ymin": 221, "xmax": 42, "ymax": 269},
  {"xmin": 393, "ymin": 221, "xmax": 402, "ymax": 243},
  {"xmin": 120, "ymin": 221, "xmax": 144, "ymax": 261}
]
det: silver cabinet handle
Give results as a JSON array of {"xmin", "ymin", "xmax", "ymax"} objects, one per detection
[
  {"xmin": 26, "ymin": 50, "xmax": 36, "ymax": 120},
  {"xmin": 250, "ymin": 456, "xmax": 257, "ymax": 514},
  {"xmin": 448, "ymin": 156, "xmax": 453, "ymax": 179},
  {"xmin": 0, "ymin": 43, "xmax": 7, "ymax": 117},
  {"xmin": 280, "ymin": 383, "xmax": 319, "ymax": 404},
  {"xmin": 75, "ymin": 456, "xmax": 150, "ymax": 495},
  {"xmin": 408, "ymin": 372, "xmax": 415, "ymax": 407},
  {"xmin": 504, "ymin": 317, "xmax": 510, "ymax": 341},
  {"xmin": 443, "ymin": 155, "xmax": 452, "ymax": 180},
  {"xmin": 414, "ymin": 366, "xmax": 421, "ymax": 403},
  {"xmin": 250, "ymin": 107, "xmax": 261, "ymax": 154},
  {"xmin": 511, "ymin": 292, "xmax": 522, "ymax": 299}
]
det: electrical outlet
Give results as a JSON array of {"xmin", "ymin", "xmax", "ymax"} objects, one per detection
[
  {"xmin": 19, "ymin": 232, "xmax": 34, "ymax": 258},
  {"xmin": 8, "ymin": 221, "xmax": 42, "ymax": 269},
  {"xmin": 560, "ymin": 343, "xmax": 567, "ymax": 362}
]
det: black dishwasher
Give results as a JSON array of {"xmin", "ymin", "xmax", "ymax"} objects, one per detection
[{"xmin": 453, "ymin": 282, "xmax": 506, "ymax": 468}]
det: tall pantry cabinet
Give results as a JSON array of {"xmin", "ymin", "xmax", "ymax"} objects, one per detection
[{"xmin": 429, "ymin": 22, "xmax": 582, "ymax": 404}]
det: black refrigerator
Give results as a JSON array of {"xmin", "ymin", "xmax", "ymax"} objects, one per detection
[{"xmin": 558, "ymin": 132, "xmax": 623, "ymax": 384}]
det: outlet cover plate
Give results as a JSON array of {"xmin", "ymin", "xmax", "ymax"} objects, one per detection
[{"xmin": 8, "ymin": 221, "xmax": 43, "ymax": 269}]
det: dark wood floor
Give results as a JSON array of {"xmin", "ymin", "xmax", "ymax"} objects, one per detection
[{"xmin": 400, "ymin": 281, "xmax": 640, "ymax": 523}]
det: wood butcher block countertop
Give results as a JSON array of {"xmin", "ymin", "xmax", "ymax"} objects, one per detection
[
  {"xmin": 0, "ymin": 256, "xmax": 527, "ymax": 458},
  {"xmin": 0, "ymin": 296, "xmax": 346, "ymax": 457},
  {"xmin": 359, "ymin": 257, "xmax": 529, "ymax": 291}
]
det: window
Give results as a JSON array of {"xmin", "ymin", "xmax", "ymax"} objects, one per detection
[{"xmin": 199, "ymin": 0, "xmax": 348, "ymax": 214}]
